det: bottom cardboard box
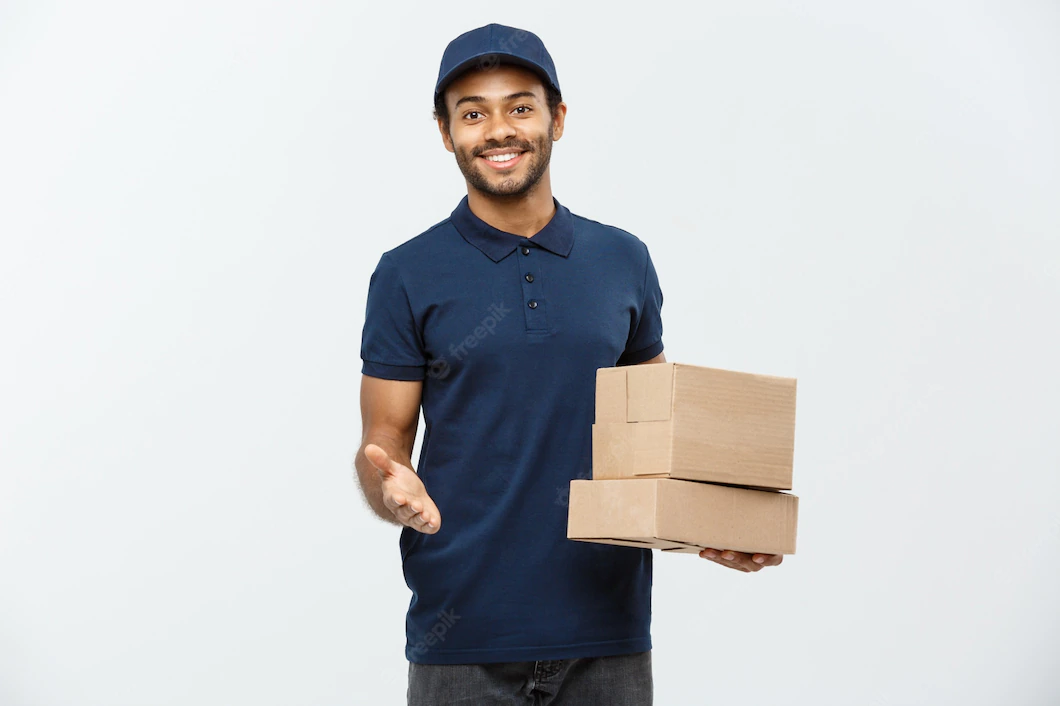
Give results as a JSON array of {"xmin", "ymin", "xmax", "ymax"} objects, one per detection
[{"xmin": 566, "ymin": 478, "xmax": 798, "ymax": 555}]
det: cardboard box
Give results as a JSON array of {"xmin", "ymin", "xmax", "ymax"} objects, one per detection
[
  {"xmin": 566, "ymin": 478, "xmax": 798, "ymax": 555},
  {"xmin": 593, "ymin": 362, "xmax": 797, "ymax": 490}
]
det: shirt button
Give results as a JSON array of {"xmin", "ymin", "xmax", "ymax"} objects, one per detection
[
  {"xmin": 521, "ymin": 246, "xmax": 530, "ymax": 255},
  {"xmin": 525, "ymin": 273, "xmax": 534, "ymax": 283},
  {"xmin": 528, "ymin": 299, "xmax": 538, "ymax": 309}
]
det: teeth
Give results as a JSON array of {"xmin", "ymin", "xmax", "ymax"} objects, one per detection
[{"xmin": 485, "ymin": 153, "xmax": 521, "ymax": 162}]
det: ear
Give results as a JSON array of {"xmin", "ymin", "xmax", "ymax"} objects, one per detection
[
  {"xmin": 437, "ymin": 117, "xmax": 455, "ymax": 153},
  {"xmin": 551, "ymin": 101, "xmax": 567, "ymax": 141}
]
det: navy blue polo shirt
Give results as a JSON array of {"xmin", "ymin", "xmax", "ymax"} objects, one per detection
[{"xmin": 360, "ymin": 194, "xmax": 664, "ymax": 665}]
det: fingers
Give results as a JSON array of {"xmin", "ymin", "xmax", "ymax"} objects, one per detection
[
  {"xmin": 699, "ymin": 547, "xmax": 780, "ymax": 572},
  {"xmin": 755, "ymin": 553, "xmax": 783, "ymax": 567},
  {"xmin": 725, "ymin": 551, "xmax": 757, "ymax": 571},
  {"xmin": 701, "ymin": 547, "xmax": 740, "ymax": 570},
  {"xmin": 406, "ymin": 503, "xmax": 438, "ymax": 533},
  {"xmin": 716, "ymin": 551, "xmax": 753, "ymax": 572},
  {"xmin": 385, "ymin": 490, "xmax": 441, "ymax": 534}
]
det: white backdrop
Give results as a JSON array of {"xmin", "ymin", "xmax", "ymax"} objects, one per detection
[{"xmin": 2, "ymin": 2, "xmax": 1058, "ymax": 704}]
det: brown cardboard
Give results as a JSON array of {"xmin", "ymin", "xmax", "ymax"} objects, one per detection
[
  {"xmin": 566, "ymin": 478, "xmax": 798, "ymax": 555},
  {"xmin": 592, "ymin": 362, "xmax": 797, "ymax": 490}
]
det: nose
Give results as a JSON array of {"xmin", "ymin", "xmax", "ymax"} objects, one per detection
[{"xmin": 482, "ymin": 109, "xmax": 517, "ymax": 145}]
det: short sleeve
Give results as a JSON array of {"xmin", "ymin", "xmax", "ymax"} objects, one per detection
[
  {"xmin": 360, "ymin": 253, "xmax": 427, "ymax": 380},
  {"xmin": 616, "ymin": 243, "xmax": 664, "ymax": 366}
]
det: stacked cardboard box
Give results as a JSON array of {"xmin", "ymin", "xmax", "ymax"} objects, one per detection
[{"xmin": 566, "ymin": 362, "xmax": 800, "ymax": 556}]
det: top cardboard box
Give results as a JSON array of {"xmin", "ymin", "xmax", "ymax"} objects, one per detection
[{"xmin": 593, "ymin": 362, "xmax": 797, "ymax": 490}]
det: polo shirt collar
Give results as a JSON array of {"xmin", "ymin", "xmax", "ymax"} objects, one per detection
[{"xmin": 451, "ymin": 194, "xmax": 574, "ymax": 262}]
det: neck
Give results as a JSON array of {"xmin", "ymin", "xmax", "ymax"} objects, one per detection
[{"xmin": 466, "ymin": 173, "xmax": 556, "ymax": 238}]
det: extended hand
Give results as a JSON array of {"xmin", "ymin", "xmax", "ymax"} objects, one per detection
[
  {"xmin": 699, "ymin": 547, "xmax": 783, "ymax": 572},
  {"xmin": 364, "ymin": 443, "xmax": 441, "ymax": 534}
]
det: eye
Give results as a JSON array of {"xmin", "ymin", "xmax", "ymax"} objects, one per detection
[
  {"xmin": 513, "ymin": 105, "xmax": 533, "ymax": 114},
  {"xmin": 463, "ymin": 111, "xmax": 482, "ymax": 120}
]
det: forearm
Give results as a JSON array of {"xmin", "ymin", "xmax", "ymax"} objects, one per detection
[{"xmin": 354, "ymin": 434, "xmax": 414, "ymax": 526}]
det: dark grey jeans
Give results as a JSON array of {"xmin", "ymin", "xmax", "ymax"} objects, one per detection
[{"xmin": 407, "ymin": 650, "xmax": 652, "ymax": 705}]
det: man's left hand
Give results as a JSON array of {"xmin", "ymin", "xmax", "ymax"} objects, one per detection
[{"xmin": 699, "ymin": 547, "xmax": 783, "ymax": 572}]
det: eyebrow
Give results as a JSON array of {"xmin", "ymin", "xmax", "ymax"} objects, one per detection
[{"xmin": 454, "ymin": 91, "xmax": 539, "ymax": 110}]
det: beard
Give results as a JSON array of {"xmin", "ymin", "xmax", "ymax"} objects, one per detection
[{"xmin": 453, "ymin": 122, "xmax": 554, "ymax": 199}]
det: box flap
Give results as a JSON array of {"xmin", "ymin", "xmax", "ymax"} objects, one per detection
[
  {"xmin": 570, "ymin": 537, "xmax": 693, "ymax": 551},
  {"xmin": 595, "ymin": 367, "xmax": 627, "ymax": 423},
  {"xmin": 592, "ymin": 421, "xmax": 673, "ymax": 479},
  {"xmin": 631, "ymin": 420, "xmax": 674, "ymax": 477},
  {"xmin": 626, "ymin": 362, "xmax": 674, "ymax": 422},
  {"xmin": 591, "ymin": 422, "xmax": 633, "ymax": 478}
]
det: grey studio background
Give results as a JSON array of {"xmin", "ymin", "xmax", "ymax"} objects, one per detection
[{"xmin": 1, "ymin": 2, "xmax": 1058, "ymax": 705}]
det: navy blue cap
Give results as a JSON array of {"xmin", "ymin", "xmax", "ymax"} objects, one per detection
[{"xmin": 434, "ymin": 23, "xmax": 561, "ymax": 103}]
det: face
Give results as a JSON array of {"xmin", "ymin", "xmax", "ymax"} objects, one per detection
[{"xmin": 439, "ymin": 65, "xmax": 565, "ymax": 198}]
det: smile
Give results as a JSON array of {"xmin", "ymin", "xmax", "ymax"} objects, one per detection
[{"xmin": 479, "ymin": 151, "xmax": 526, "ymax": 170}]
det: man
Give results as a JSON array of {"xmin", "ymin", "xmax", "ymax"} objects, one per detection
[{"xmin": 355, "ymin": 23, "xmax": 782, "ymax": 706}]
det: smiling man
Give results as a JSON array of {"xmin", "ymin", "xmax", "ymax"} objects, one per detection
[{"xmin": 354, "ymin": 22, "xmax": 779, "ymax": 706}]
